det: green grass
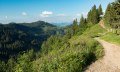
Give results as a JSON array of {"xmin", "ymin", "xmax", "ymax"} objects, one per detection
[
  {"xmin": 101, "ymin": 32, "xmax": 120, "ymax": 45},
  {"xmin": 82, "ymin": 24, "xmax": 107, "ymax": 38}
]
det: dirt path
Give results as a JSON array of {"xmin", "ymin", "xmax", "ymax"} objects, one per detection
[
  {"xmin": 99, "ymin": 20, "xmax": 105, "ymax": 29},
  {"xmin": 85, "ymin": 38, "xmax": 120, "ymax": 72}
]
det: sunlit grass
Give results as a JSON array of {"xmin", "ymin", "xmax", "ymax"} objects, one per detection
[{"xmin": 101, "ymin": 32, "xmax": 120, "ymax": 45}]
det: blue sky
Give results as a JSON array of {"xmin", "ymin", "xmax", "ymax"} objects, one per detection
[{"xmin": 0, "ymin": 0, "xmax": 114, "ymax": 24}]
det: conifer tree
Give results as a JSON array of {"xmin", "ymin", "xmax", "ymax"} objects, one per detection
[
  {"xmin": 87, "ymin": 5, "xmax": 99, "ymax": 24},
  {"xmin": 98, "ymin": 4, "xmax": 103, "ymax": 21},
  {"xmin": 104, "ymin": 3, "xmax": 112, "ymax": 25},
  {"xmin": 98, "ymin": 4, "xmax": 103, "ymax": 16},
  {"xmin": 72, "ymin": 19, "xmax": 78, "ymax": 35},
  {"xmin": 87, "ymin": 10, "xmax": 92, "ymax": 23},
  {"xmin": 104, "ymin": 1, "xmax": 120, "ymax": 29},
  {"xmin": 78, "ymin": 15, "xmax": 88, "ymax": 34},
  {"xmin": 111, "ymin": 1, "xmax": 120, "ymax": 29},
  {"xmin": 91, "ymin": 5, "xmax": 99, "ymax": 24},
  {"xmin": 80, "ymin": 15, "xmax": 85, "ymax": 26}
]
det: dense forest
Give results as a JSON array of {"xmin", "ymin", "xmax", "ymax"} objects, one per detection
[
  {"xmin": 0, "ymin": 21, "xmax": 63, "ymax": 61},
  {"xmin": 0, "ymin": 0, "xmax": 120, "ymax": 72}
]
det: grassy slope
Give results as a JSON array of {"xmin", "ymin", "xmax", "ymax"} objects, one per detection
[
  {"xmin": 82, "ymin": 24, "xmax": 107, "ymax": 38},
  {"xmin": 32, "ymin": 24, "xmax": 105, "ymax": 72},
  {"xmin": 100, "ymin": 20, "xmax": 120, "ymax": 45},
  {"xmin": 101, "ymin": 32, "xmax": 120, "ymax": 45}
]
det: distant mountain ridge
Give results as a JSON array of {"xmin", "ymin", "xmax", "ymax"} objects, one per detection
[
  {"xmin": 52, "ymin": 22, "xmax": 72, "ymax": 27},
  {"xmin": 0, "ymin": 20, "xmax": 63, "ymax": 61}
]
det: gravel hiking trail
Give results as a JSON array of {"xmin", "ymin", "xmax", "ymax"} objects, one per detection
[{"xmin": 85, "ymin": 38, "xmax": 120, "ymax": 72}]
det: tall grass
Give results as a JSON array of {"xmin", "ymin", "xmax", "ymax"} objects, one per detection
[
  {"xmin": 101, "ymin": 32, "xmax": 120, "ymax": 45},
  {"xmin": 83, "ymin": 24, "xmax": 107, "ymax": 38},
  {"xmin": 32, "ymin": 35, "xmax": 104, "ymax": 72}
]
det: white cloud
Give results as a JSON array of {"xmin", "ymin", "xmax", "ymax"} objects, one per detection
[
  {"xmin": 40, "ymin": 11, "xmax": 53, "ymax": 17},
  {"xmin": 22, "ymin": 12, "xmax": 27, "ymax": 16}
]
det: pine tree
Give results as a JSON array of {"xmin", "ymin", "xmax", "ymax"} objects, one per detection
[
  {"xmin": 87, "ymin": 10, "xmax": 92, "ymax": 23},
  {"xmin": 104, "ymin": 3, "xmax": 112, "ymax": 26},
  {"xmin": 104, "ymin": 2, "xmax": 120, "ymax": 29},
  {"xmin": 111, "ymin": 1, "xmax": 120, "ymax": 29},
  {"xmin": 78, "ymin": 15, "xmax": 88, "ymax": 35},
  {"xmin": 98, "ymin": 4, "xmax": 103, "ymax": 21},
  {"xmin": 98, "ymin": 4, "xmax": 103, "ymax": 16},
  {"xmin": 87, "ymin": 5, "xmax": 99, "ymax": 24},
  {"xmin": 91, "ymin": 5, "xmax": 99, "ymax": 24},
  {"xmin": 104, "ymin": 1, "xmax": 120, "ymax": 35},
  {"xmin": 72, "ymin": 19, "xmax": 78, "ymax": 35},
  {"xmin": 80, "ymin": 15, "xmax": 85, "ymax": 26}
]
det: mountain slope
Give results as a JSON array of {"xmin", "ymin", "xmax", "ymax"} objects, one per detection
[{"xmin": 0, "ymin": 21, "xmax": 60, "ymax": 61}]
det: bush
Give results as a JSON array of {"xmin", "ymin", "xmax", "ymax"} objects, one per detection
[{"xmin": 32, "ymin": 35, "xmax": 104, "ymax": 72}]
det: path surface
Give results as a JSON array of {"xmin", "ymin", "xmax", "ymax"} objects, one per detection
[{"xmin": 85, "ymin": 38, "xmax": 120, "ymax": 72}]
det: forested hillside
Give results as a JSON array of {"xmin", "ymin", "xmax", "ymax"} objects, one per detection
[{"xmin": 0, "ymin": 21, "xmax": 63, "ymax": 61}]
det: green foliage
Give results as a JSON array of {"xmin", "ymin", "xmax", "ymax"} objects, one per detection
[
  {"xmin": 98, "ymin": 4, "xmax": 103, "ymax": 21},
  {"xmin": 87, "ymin": 5, "xmax": 101, "ymax": 24},
  {"xmin": 101, "ymin": 32, "xmax": 120, "ymax": 45},
  {"xmin": 32, "ymin": 30, "xmax": 104, "ymax": 72},
  {"xmin": 0, "ymin": 21, "xmax": 61, "ymax": 60},
  {"xmin": 104, "ymin": 1, "xmax": 120, "ymax": 29},
  {"xmin": 78, "ymin": 15, "xmax": 88, "ymax": 35},
  {"xmin": 98, "ymin": 4, "xmax": 103, "ymax": 16},
  {"xmin": 72, "ymin": 19, "xmax": 79, "ymax": 35},
  {"xmin": 6, "ymin": 58, "xmax": 16, "ymax": 72},
  {"xmin": 104, "ymin": 3, "xmax": 113, "ymax": 26},
  {"xmin": 41, "ymin": 35, "xmax": 68, "ymax": 54},
  {"xmin": 0, "ymin": 61, "xmax": 7, "ymax": 72},
  {"xmin": 14, "ymin": 50, "xmax": 35, "ymax": 72},
  {"xmin": 83, "ymin": 24, "xmax": 107, "ymax": 38}
]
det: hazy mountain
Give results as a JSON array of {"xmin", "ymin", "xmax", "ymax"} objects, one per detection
[{"xmin": 52, "ymin": 22, "xmax": 72, "ymax": 27}]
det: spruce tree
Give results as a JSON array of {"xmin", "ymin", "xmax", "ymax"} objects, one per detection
[
  {"xmin": 87, "ymin": 5, "xmax": 99, "ymax": 24},
  {"xmin": 98, "ymin": 4, "xmax": 103, "ymax": 21},
  {"xmin": 87, "ymin": 10, "xmax": 92, "ymax": 23},
  {"xmin": 98, "ymin": 4, "xmax": 103, "ymax": 16},
  {"xmin": 78, "ymin": 15, "xmax": 88, "ymax": 35},
  {"xmin": 80, "ymin": 15, "xmax": 85, "ymax": 26},
  {"xmin": 91, "ymin": 5, "xmax": 99, "ymax": 24},
  {"xmin": 111, "ymin": 1, "xmax": 120, "ymax": 29},
  {"xmin": 104, "ymin": 0, "xmax": 120, "ymax": 33},
  {"xmin": 104, "ymin": 3, "xmax": 112, "ymax": 26},
  {"xmin": 72, "ymin": 19, "xmax": 78, "ymax": 35}
]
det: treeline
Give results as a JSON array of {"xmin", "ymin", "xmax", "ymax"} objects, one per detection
[
  {"xmin": 104, "ymin": 0, "xmax": 120, "ymax": 34},
  {"xmin": 71, "ymin": 4, "xmax": 103, "ymax": 35}
]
